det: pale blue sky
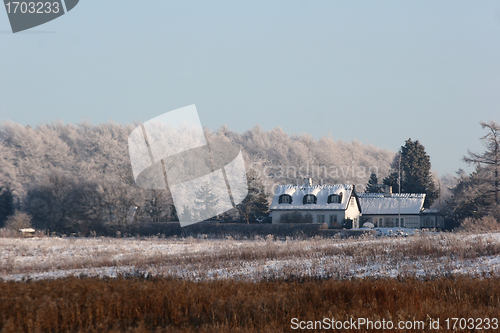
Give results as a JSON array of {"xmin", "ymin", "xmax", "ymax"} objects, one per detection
[{"xmin": 1, "ymin": 1, "xmax": 499, "ymax": 175}]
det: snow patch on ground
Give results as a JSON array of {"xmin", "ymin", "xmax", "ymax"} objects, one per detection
[{"xmin": 2, "ymin": 233, "xmax": 500, "ymax": 282}]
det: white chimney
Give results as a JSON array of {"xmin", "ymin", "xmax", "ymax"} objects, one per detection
[
  {"xmin": 303, "ymin": 178, "xmax": 312, "ymax": 187},
  {"xmin": 384, "ymin": 185, "xmax": 392, "ymax": 197}
]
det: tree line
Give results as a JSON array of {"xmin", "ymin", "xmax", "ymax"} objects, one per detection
[
  {"xmin": 0, "ymin": 121, "xmax": 393, "ymax": 234},
  {"xmin": 2, "ymin": 119, "xmax": 497, "ymax": 233}
]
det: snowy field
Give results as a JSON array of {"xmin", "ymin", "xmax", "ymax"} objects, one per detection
[{"xmin": 2, "ymin": 231, "xmax": 500, "ymax": 282}]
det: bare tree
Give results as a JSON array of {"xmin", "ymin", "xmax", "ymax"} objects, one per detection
[{"xmin": 463, "ymin": 120, "xmax": 500, "ymax": 205}]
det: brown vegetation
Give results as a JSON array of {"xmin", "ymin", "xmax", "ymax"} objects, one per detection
[
  {"xmin": 459, "ymin": 216, "xmax": 500, "ymax": 233},
  {"xmin": 1, "ymin": 275, "xmax": 500, "ymax": 332},
  {"xmin": 2, "ymin": 232, "xmax": 500, "ymax": 281}
]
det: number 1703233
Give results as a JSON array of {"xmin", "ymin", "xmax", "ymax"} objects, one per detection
[{"xmin": 5, "ymin": 2, "xmax": 60, "ymax": 14}]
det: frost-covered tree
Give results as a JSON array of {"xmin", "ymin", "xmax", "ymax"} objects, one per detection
[
  {"xmin": 463, "ymin": 120, "xmax": 500, "ymax": 206},
  {"xmin": 447, "ymin": 168, "xmax": 493, "ymax": 220},
  {"xmin": 0, "ymin": 120, "xmax": 396, "ymax": 231},
  {"xmin": 449, "ymin": 121, "xmax": 500, "ymax": 221},
  {"xmin": 5, "ymin": 211, "xmax": 32, "ymax": 230}
]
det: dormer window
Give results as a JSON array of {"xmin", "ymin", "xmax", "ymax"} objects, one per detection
[
  {"xmin": 279, "ymin": 194, "xmax": 293, "ymax": 204},
  {"xmin": 327, "ymin": 193, "xmax": 342, "ymax": 204},
  {"xmin": 303, "ymin": 194, "xmax": 317, "ymax": 204}
]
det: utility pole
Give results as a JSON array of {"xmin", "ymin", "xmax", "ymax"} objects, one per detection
[{"xmin": 398, "ymin": 151, "xmax": 401, "ymax": 228}]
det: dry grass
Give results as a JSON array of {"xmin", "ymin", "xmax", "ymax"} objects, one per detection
[
  {"xmin": 1, "ymin": 275, "xmax": 500, "ymax": 332},
  {"xmin": 1, "ymin": 231, "xmax": 500, "ymax": 281},
  {"xmin": 2, "ymin": 232, "xmax": 500, "ymax": 332},
  {"xmin": 459, "ymin": 216, "xmax": 500, "ymax": 233}
]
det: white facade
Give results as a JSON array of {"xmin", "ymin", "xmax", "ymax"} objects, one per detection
[
  {"xmin": 270, "ymin": 183, "xmax": 362, "ymax": 228},
  {"xmin": 270, "ymin": 181, "xmax": 431, "ymax": 229}
]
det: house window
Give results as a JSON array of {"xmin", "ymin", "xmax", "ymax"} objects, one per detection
[
  {"xmin": 349, "ymin": 198, "xmax": 355, "ymax": 207},
  {"xmin": 329, "ymin": 215, "xmax": 338, "ymax": 224},
  {"xmin": 279, "ymin": 194, "xmax": 292, "ymax": 204},
  {"xmin": 423, "ymin": 217, "xmax": 432, "ymax": 228},
  {"xmin": 327, "ymin": 193, "xmax": 342, "ymax": 204},
  {"xmin": 303, "ymin": 194, "xmax": 317, "ymax": 204},
  {"xmin": 317, "ymin": 215, "xmax": 325, "ymax": 223}
]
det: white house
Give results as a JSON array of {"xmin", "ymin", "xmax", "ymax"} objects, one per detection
[
  {"xmin": 357, "ymin": 191, "xmax": 426, "ymax": 228},
  {"xmin": 270, "ymin": 180, "xmax": 436, "ymax": 229},
  {"xmin": 270, "ymin": 179, "xmax": 362, "ymax": 228}
]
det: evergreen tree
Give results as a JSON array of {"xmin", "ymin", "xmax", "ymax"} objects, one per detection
[
  {"xmin": 236, "ymin": 169, "xmax": 270, "ymax": 223},
  {"xmin": 0, "ymin": 187, "xmax": 15, "ymax": 228},
  {"xmin": 382, "ymin": 172, "xmax": 400, "ymax": 193},
  {"xmin": 382, "ymin": 153, "xmax": 401, "ymax": 193},
  {"xmin": 194, "ymin": 182, "xmax": 219, "ymax": 221},
  {"xmin": 179, "ymin": 205, "xmax": 194, "ymax": 222},
  {"xmin": 365, "ymin": 173, "xmax": 382, "ymax": 193},
  {"xmin": 383, "ymin": 139, "xmax": 438, "ymax": 207},
  {"xmin": 400, "ymin": 139, "xmax": 438, "ymax": 207}
]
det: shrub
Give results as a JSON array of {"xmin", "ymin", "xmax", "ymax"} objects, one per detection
[
  {"xmin": 5, "ymin": 211, "xmax": 32, "ymax": 231},
  {"xmin": 459, "ymin": 215, "xmax": 500, "ymax": 232},
  {"xmin": 303, "ymin": 213, "xmax": 313, "ymax": 223},
  {"xmin": 279, "ymin": 212, "xmax": 312, "ymax": 224},
  {"xmin": 0, "ymin": 228, "xmax": 19, "ymax": 238},
  {"xmin": 342, "ymin": 218, "xmax": 353, "ymax": 229}
]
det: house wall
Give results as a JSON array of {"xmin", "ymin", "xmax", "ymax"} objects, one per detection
[
  {"xmin": 345, "ymin": 196, "xmax": 361, "ymax": 228},
  {"xmin": 272, "ymin": 209, "xmax": 362, "ymax": 228},
  {"xmin": 420, "ymin": 214, "xmax": 445, "ymax": 229},
  {"xmin": 362, "ymin": 215, "xmax": 420, "ymax": 228},
  {"xmin": 272, "ymin": 210, "xmax": 347, "ymax": 226}
]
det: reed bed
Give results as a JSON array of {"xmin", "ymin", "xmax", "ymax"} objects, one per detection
[{"xmin": 1, "ymin": 275, "xmax": 500, "ymax": 332}]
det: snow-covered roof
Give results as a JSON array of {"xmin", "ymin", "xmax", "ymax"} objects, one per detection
[
  {"xmin": 421, "ymin": 208, "xmax": 440, "ymax": 214},
  {"xmin": 270, "ymin": 184, "xmax": 357, "ymax": 211},
  {"xmin": 357, "ymin": 193, "xmax": 425, "ymax": 215}
]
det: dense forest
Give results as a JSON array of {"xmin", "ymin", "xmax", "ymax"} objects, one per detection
[
  {"xmin": 0, "ymin": 121, "xmax": 394, "ymax": 233},
  {"xmin": 1, "ymin": 120, "xmax": 498, "ymax": 234}
]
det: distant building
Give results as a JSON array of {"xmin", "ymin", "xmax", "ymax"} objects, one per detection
[
  {"xmin": 420, "ymin": 209, "xmax": 445, "ymax": 229},
  {"xmin": 269, "ymin": 179, "xmax": 362, "ymax": 228},
  {"xmin": 19, "ymin": 228, "xmax": 36, "ymax": 238},
  {"xmin": 270, "ymin": 180, "xmax": 439, "ymax": 229},
  {"xmin": 357, "ymin": 187, "xmax": 425, "ymax": 228}
]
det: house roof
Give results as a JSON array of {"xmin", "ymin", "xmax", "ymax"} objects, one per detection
[
  {"xmin": 270, "ymin": 184, "xmax": 358, "ymax": 211},
  {"xmin": 357, "ymin": 193, "xmax": 425, "ymax": 215}
]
